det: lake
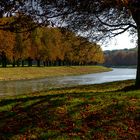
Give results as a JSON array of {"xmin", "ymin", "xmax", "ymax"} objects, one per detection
[{"xmin": 0, "ymin": 68, "xmax": 136, "ymax": 96}]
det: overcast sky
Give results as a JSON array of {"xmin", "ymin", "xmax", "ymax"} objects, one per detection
[{"xmin": 101, "ymin": 32, "xmax": 136, "ymax": 51}]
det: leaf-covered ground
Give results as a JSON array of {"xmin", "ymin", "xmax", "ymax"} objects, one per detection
[{"xmin": 0, "ymin": 80, "xmax": 140, "ymax": 140}]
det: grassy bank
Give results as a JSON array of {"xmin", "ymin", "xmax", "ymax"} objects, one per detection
[
  {"xmin": 0, "ymin": 80, "xmax": 140, "ymax": 139},
  {"xmin": 0, "ymin": 66, "xmax": 111, "ymax": 81}
]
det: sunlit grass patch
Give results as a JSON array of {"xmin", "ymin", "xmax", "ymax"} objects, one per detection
[
  {"xmin": 0, "ymin": 66, "xmax": 111, "ymax": 81},
  {"xmin": 0, "ymin": 102, "xmax": 17, "ymax": 112}
]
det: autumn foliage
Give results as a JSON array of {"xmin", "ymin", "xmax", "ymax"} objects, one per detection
[{"xmin": 0, "ymin": 27, "xmax": 104, "ymax": 67}]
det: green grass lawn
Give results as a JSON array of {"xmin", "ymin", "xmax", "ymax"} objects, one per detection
[
  {"xmin": 0, "ymin": 66, "xmax": 111, "ymax": 81},
  {"xmin": 0, "ymin": 80, "xmax": 140, "ymax": 139}
]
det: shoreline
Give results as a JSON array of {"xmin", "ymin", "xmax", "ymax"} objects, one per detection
[{"xmin": 0, "ymin": 66, "xmax": 112, "ymax": 81}]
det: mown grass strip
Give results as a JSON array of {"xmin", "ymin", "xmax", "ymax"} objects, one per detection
[{"xmin": 0, "ymin": 66, "xmax": 111, "ymax": 81}]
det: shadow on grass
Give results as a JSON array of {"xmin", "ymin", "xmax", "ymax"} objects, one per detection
[
  {"xmin": 0, "ymin": 89, "xmax": 140, "ymax": 140},
  {"xmin": 84, "ymin": 102, "xmax": 140, "ymax": 139}
]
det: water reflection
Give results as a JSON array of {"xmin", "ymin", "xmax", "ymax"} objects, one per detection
[{"xmin": 0, "ymin": 68, "xmax": 136, "ymax": 96}]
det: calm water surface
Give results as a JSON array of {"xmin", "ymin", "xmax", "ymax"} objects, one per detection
[{"xmin": 0, "ymin": 68, "xmax": 136, "ymax": 96}]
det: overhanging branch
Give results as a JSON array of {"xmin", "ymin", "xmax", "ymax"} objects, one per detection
[
  {"xmin": 110, "ymin": 25, "xmax": 132, "ymax": 37},
  {"xmin": 96, "ymin": 15, "xmax": 137, "ymax": 30}
]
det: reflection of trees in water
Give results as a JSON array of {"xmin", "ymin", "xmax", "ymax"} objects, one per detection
[{"xmin": 0, "ymin": 69, "xmax": 136, "ymax": 96}]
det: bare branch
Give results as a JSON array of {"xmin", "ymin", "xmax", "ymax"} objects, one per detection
[
  {"xmin": 95, "ymin": 15, "xmax": 137, "ymax": 29},
  {"xmin": 110, "ymin": 25, "xmax": 132, "ymax": 37}
]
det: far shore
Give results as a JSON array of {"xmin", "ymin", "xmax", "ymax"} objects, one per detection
[{"xmin": 0, "ymin": 66, "xmax": 112, "ymax": 81}]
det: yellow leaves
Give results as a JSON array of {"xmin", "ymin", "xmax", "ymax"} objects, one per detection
[
  {"xmin": 116, "ymin": 0, "xmax": 129, "ymax": 8},
  {"xmin": 0, "ymin": 17, "xmax": 14, "ymax": 26},
  {"xmin": 56, "ymin": 105, "xmax": 68, "ymax": 116},
  {"xmin": 0, "ymin": 30, "xmax": 15, "ymax": 60},
  {"xmin": 120, "ymin": 0, "xmax": 128, "ymax": 5},
  {"xmin": 28, "ymin": 26, "xmax": 105, "ymax": 64},
  {"xmin": 0, "ymin": 24, "xmax": 104, "ymax": 64}
]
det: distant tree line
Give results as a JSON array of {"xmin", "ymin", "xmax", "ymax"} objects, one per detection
[
  {"xmin": 0, "ymin": 26, "xmax": 104, "ymax": 67},
  {"xmin": 104, "ymin": 48, "xmax": 137, "ymax": 66}
]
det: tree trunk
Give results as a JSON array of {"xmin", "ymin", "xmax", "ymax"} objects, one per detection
[
  {"xmin": 37, "ymin": 59, "xmax": 41, "ymax": 67},
  {"xmin": 58, "ymin": 59, "xmax": 62, "ymax": 66},
  {"xmin": 17, "ymin": 59, "xmax": 20, "ymax": 67},
  {"xmin": 22, "ymin": 60, "xmax": 24, "ymax": 67},
  {"xmin": 43, "ymin": 61, "xmax": 46, "ymax": 67},
  {"xmin": 28, "ymin": 57, "xmax": 32, "ymax": 67},
  {"xmin": 132, "ymin": 11, "xmax": 140, "ymax": 88},
  {"xmin": 135, "ymin": 25, "xmax": 140, "ymax": 87},
  {"xmin": 12, "ymin": 57, "xmax": 16, "ymax": 67},
  {"xmin": 46, "ymin": 61, "xmax": 49, "ymax": 66},
  {"xmin": 1, "ymin": 51, "xmax": 7, "ymax": 67}
]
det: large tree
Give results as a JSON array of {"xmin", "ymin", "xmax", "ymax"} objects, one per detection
[
  {"xmin": 0, "ymin": 0, "xmax": 140, "ymax": 86},
  {"xmin": 40, "ymin": 0, "xmax": 140, "ymax": 87}
]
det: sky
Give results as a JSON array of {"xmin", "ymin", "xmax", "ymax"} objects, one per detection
[{"xmin": 101, "ymin": 32, "xmax": 136, "ymax": 51}]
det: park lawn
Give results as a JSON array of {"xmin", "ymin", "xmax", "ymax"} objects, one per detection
[
  {"xmin": 0, "ymin": 80, "xmax": 140, "ymax": 139},
  {"xmin": 0, "ymin": 66, "xmax": 111, "ymax": 81}
]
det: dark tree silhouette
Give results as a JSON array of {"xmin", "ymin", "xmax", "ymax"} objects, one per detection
[
  {"xmin": 38, "ymin": 0, "xmax": 140, "ymax": 87},
  {"xmin": 0, "ymin": 0, "xmax": 47, "ymax": 32}
]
